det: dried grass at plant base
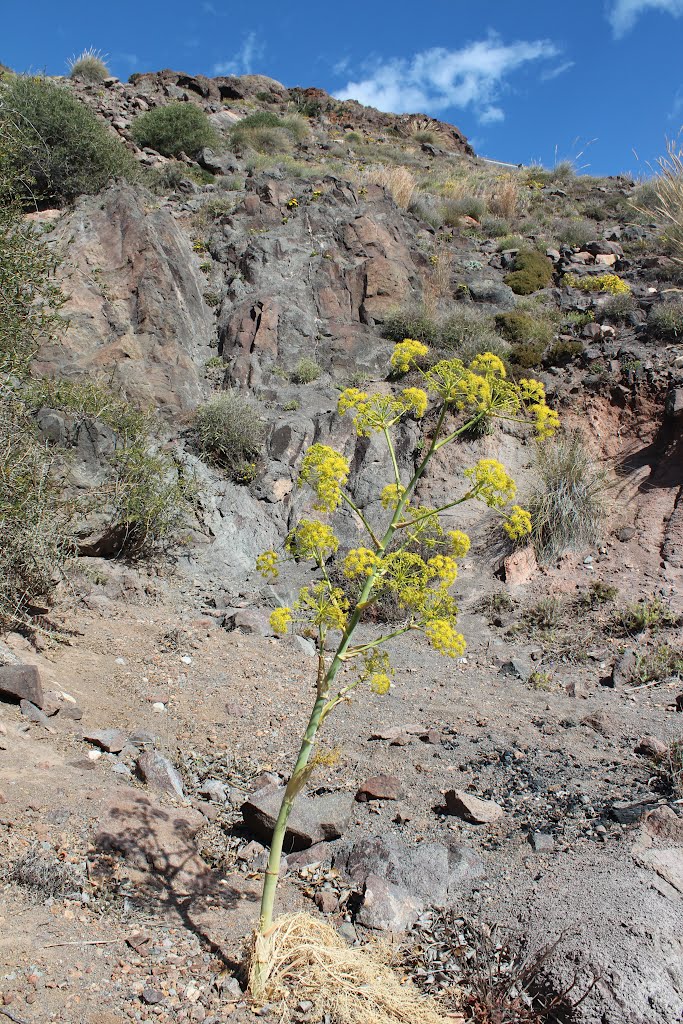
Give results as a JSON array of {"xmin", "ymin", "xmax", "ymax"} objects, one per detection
[{"xmin": 247, "ymin": 913, "xmax": 451, "ymax": 1024}]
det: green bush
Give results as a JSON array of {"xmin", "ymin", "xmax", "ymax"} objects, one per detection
[
  {"xmin": 497, "ymin": 234, "xmax": 526, "ymax": 252},
  {"xmin": 68, "ymin": 48, "xmax": 110, "ymax": 83},
  {"xmin": 602, "ymin": 293, "xmax": 637, "ymax": 323},
  {"xmin": 0, "ymin": 395, "xmax": 73, "ymax": 627},
  {"xmin": 131, "ymin": 102, "xmax": 218, "ymax": 158},
  {"xmin": 648, "ymin": 300, "xmax": 683, "ymax": 338},
  {"xmin": 503, "ymin": 250, "xmax": 554, "ymax": 295},
  {"xmin": 0, "ymin": 75, "xmax": 138, "ymax": 206},
  {"xmin": 545, "ymin": 339, "xmax": 583, "ymax": 366},
  {"xmin": 495, "ymin": 310, "xmax": 553, "ymax": 347},
  {"xmin": 438, "ymin": 307, "xmax": 501, "ymax": 357},
  {"xmin": 230, "ymin": 111, "xmax": 308, "ymax": 154},
  {"xmin": 553, "ymin": 218, "xmax": 595, "ymax": 248},
  {"xmin": 382, "ymin": 307, "xmax": 439, "ymax": 345},
  {"xmin": 528, "ymin": 432, "xmax": 608, "ymax": 560},
  {"xmin": 508, "ymin": 341, "xmax": 546, "ymax": 368},
  {"xmin": 290, "ymin": 357, "xmax": 321, "ymax": 384},
  {"xmin": 480, "ymin": 215, "xmax": 510, "ymax": 238},
  {"xmin": 194, "ymin": 392, "xmax": 265, "ymax": 481}
]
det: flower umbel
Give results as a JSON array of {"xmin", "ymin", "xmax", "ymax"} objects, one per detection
[
  {"xmin": 270, "ymin": 607, "xmax": 292, "ymax": 635},
  {"xmin": 287, "ymin": 519, "xmax": 339, "ymax": 561},
  {"xmin": 256, "ymin": 550, "xmax": 279, "ymax": 579},
  {"xmin": 465, "ymin": 458, "xmax": 516, "ymax": 508},
  {"xmin": 390, "ymin": 338, "xmax": 429, "ymax": 374},
  {"xmin": 503, "ymin": 505, "xmax": 532, "ymax": 540},
  {"xmin": 299, "ymin": 444, "xmax": 350, "ymax": 512}
]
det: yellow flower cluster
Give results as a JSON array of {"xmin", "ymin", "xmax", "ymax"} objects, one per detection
[
  {"xmin": 390, "ymin": 338, "xmax": 429, "ymax": 374},
  {"xmin": 448, "ymin": 530, "xmax": 471, "ymax": 557},
  {"xmin": 296, "ymin": 581, "xmax": 348, "ymax": 631},
  {"xmin": 424, "ymin": 619, "xmax": 466, "ymax": 658},
  {"xmin": 381, "ymin": 483, "xmax": 406, "ymax": 509},
  {"xmin": 465, "ymin": 458, "xmax": 517, "ymax": 508},
  {"xmin": 469, "ymin": 352, "xmax": 507, "ymax": 378},
  {"xmin": 369, "ymin": 672, "xmax": 391, "ymax": 695},
  {"xmin": 427, "ymin": 554, "xmax": 458, "ymax": 588},
  {"xmin": 503, "ymin": 505, "xmax": 532, "ymax": 540},
  {"xmin": 256, "ymin": 549, "xmax": 279, "ymax": 580},
  {"xmin": 530, "ymin": 403, "xmax": 560, "ymax": 440},
  {"xmin": 287, "ymin": 519, "xmax": 339, "ymax": 560},
  {"xmin": 337, "ymin": 387, "xmax": 428, "ymax": 437},
  {"xmin": 425, "ymin": 359, "xmax": 491, "ymax": 410},
  {"xmin": 358, "ymin": 649, "xmax": 394, "ymax": 695},
  {"xmin": 518, "ymin": 378, "xmax": 546, "ymax": 404},
  {"xmin": 287, "ymin": 197, "xmax": 299, "ymax": 208},
  {"xmin": 270, "ymin": 607, "xmax": 292, "ymax": 634},
  {"xmin": 344, "ymin": 547, "xmax": 379, "ymax": 579},
  {"xmin": 564, "ymin": 273, "xmax": 630, "ymax": 295},
  {"xmin": 299, "ymin": 444, "xmax": 350, "ymax": 512}
]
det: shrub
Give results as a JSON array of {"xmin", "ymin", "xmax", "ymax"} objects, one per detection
[
  {"xmin": 528, "ymin": 432, "xmax": 608, "ymax": 560},
  {"xmin": 487, "ymin": 176, "xmax": 519, "ymax": 220},
  {"xmin": 442, "ymin": 195, "xmax": 487, "ymax": 224},
  {"xmin": 68, "ymin": 47, "xmax": 110, "ymax": 83},
  {"xmin": 545, "ymin": 339, "xmax": 583, "ymax": 366},
  {"xmin": 642, "ymin": 141, "xmax": 683, "ymax": 262},
  {"xmin": 194, "ymin": 392, "xmax": 265, "ymax": 480},
  {"xmin": 145, "ymin": 161, "xmax": 215, "ymax": 193},
  {"xmin": 564, "ymin": 272, "xmax": 630, "ymax": 295},
  {"xmin": 230, "ymin": 111, "xmax": 307, "ymax": 154},
  {"xmin": 290, "ymin": 357, "xmax": 321, "ymax": 384},
  {"xmin": 131, "ymin": 102, "xmax": 217, "ymax": 158},
  {"xmin": 382, "ymin": 307, "xmax": 439, "ymax": 346},
  {"xmin": 614, "ymin": 597, "xmax": 679, "ymax": 635},
  {"xmin": 602, "ymin": 293, "xmax": 637, "ymax": 322},
  {"xmin": 553, "ymin": 218, "xmax": 595, "ymax": 248},
  {"xmin": 508, "ymin": 341, "xmax": 546, "ymax": 368},
  {"xmin": 369, "ymin": 165, "xmax": 416, "ymax": 209},
  {"xmin": 495, "ymin": 311, "xmax": 553, "ymax": 347},
  {"xmin": 497, "ymin": 234, "xmax": 526, "ymax": 252},
  {"xmin": 0, "ymin": 395, "xmax": 73, "ymax": 627},
  {"xmin": 633, "ymin": 644, "xmax": 683, "ymax": 683},
  {"xmin": 503, "ymin": 250, "xmax": 554, "ymax": 295},
  {"xmin": 0, "ymin": 75, "xmax": 138, "ymax": 206},
  {"xmin": 439, "ymin": 307, "xmax": 501, "ymax": 358},
  {"xmin": 648, "ymin": 300, "xmax": 683, "ymax": 338},
  {"xmin": 480, "ymin": 215, "xmax": 510, "ymax": 238}
]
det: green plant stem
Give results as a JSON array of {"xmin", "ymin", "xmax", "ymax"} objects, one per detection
[
  {"xmin": 256, "ymin": 400, "xmax": 450, "ymax": 946},
  {"xmin": 341, "ymin": 492, "xmax": 380, "ymax": 548}
]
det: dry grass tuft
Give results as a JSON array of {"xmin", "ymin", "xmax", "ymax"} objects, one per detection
[
  {"xmin": 248, "ymin": 913, "xmax": 447, "ymax": 1024},
  {"xmin": 487, "ymin": 176, "xmax": 520, "ymax": 221},
  {"xmin": 641, "ymin": 141, "xmax": 683, "ymax": 262},
  {"xmin": 369, "ymin": 166, "xmax": 417, "ymax": 209}
]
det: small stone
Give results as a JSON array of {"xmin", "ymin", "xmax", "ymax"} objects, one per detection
[
  {"xmin": 0, "ymin": 790, "xmax": 6, "ymax": 804},
  {"xmin": 356, "ymin": 874, "xmax": 422, "ymax": 932},
  {"xmin": 198, "ymin": 779, "xmax": 227, "ymax": 803},
  {"xmin": 634, "ymin": 735, "xmax": 668, "ymax": 759},
  {"xmin": 338, "ymin": 922, "xmax": 358, "ymax": 945},
  {"xmin": 152, "ymin": 702, "xmax": 166, "ymax": 713},
  {"xmin": 314, "ymin": 890, "xmax": 338, "ymax": 914},
  {"xmin": 644, "ymin": 806, "xmax": 683, "ymax": 844},
  {"xmin": 581, "ymin": 711, "xmax": 613, "ymax": 736},
  {"xmin": 529, "ymin": 831, "xmax": 555, "ymax": 853},
  {"xmin": 60, "ymin": 704, "xmax": 84, "ymax": 721},
  {"xmin": 236, "ymin": 840, "xmax": 265, "ymax": 863},
  {"xmin": 422, "ymin": 729, "xmax": 442, "ymax": 745},
  {"xmin": 20, "ymin": 700, "xmax": 54, "ymax": 729},
  {"xmin": 137, "ymin": 751, "xmax": 184, "ymax": 798},
  {"xmin": 83, "ymin": 728, "xmax": 128, "ymax": 753},
  {"xmin": 297, "ymin": 1000, "xmax": 314, "ymax": 1013},
  {"xmin": 241, "ymin": 786, "xmax": 352, "ymax": 850},
  {"xmin": 611, "ymin": 649, "xmax": 637, "ymax": 687},
  {"xmin": 498, "ymin": 658, "xmax": 531, "ymax": 682},
  {"xmin": 0, "ymin": 665, "xmax": 44, "ymax": 708},
  {"xmin": 617, "ymin": 526, "xmax": 636, "ymax": 542},
  {"xmin": 141, "ymin": 988, "xmax": 163, "ymax": 1005},
  {"xmin": 445, "ymin": 790, "xmax": 504, "ymax": 824},
  {"xmin": 610, "ymin": 799, "xmax": 655, "ymax": 824},
  {"xmin": 355, "ymin": 774, "xmax": 403, "ymax": 802}
]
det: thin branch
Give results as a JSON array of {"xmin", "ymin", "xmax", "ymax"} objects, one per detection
[{"xmin": 340, "ymin": 492, "xmax": 380, "ymax": 548}]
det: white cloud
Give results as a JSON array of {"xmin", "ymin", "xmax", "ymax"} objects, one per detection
[
  {"xmin": 608, "ymin": 0, "xmax": 683, "ymax": 37},
  {"xmin": 213, "ymin": 32, "xmax": 264, "ymax": 75},
  {"xmin": 540, "ymin": 60, "xmax": 575, "ymax": 81},
  {"xmin": 334, "ymin": 36, "xmax": 559, "ymax": 124}
]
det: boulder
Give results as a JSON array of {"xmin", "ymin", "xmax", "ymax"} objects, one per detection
[
  {"xmin": 335, "ymin": 834, "xmax": 484, "ymax": 904},
  {"xmin": 241, "ymin": 785, "xmax": 353, "ymax": 851},
  {"xmin": 0, "ymin": 665, "xmax": 44, "ymax": 708},
  {"xmin": 356, "ymin": 874, "xmax": 422, "ymax": 932},
  {"xmin": 137, "ymin": 751, "xmax": 185, "ymax": 799},
  {"xmin": 445, "ymin": 790, "xmax": 504, "ymax": 824},
  {"xmin": 355, "ymin": 774, "xmax": 403, "ymax": 802}
]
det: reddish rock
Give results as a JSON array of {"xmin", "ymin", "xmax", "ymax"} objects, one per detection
[
  {"xmin": 355, "ymin": 774, "xmax": 403, "ymax": 802},
  {"xmin": 445, "ymin": 790, "xmax": 504, "ymax": 824},
  {"xmin": 137, "ymin": 751, "xmax": 185, "ymax": 798},
  {"xmin": 83, "ymin": 728, "xmax": 128, "ymax": 753},
  {"xmin": 314, "ymin": 890, "xmax": 338, "ymax": 914},
  {"xmin": 644, "ymin": 806, "xmax": 683, "ymax": 844},
  {"xmin": 0, "ymin": 665, "xmax": 44, "ymax": 708},
  {"xmin": 634, "ymin": 735, "xmax": 668, "ymax": 759},
  {"xmin": 503, "ymin": 546, "xmax": 537, "ymax": 585}
]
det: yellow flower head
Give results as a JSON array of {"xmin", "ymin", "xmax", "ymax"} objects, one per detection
[
  {"xmin": 299, "ymin": 444, "xmax": 350, "ymax": 512},
  {"xmin": 344, "ymin": 547, "xmax": 379, "ymax": 579},
  {"xmin": 465, "ymin": 458, "xmax": 516, "ymax": 508},
  {"xmin": 295, "ymin": 581, "xmax": 348, "ymax": 631},
  {"xmin": 369, "ymin": 672, "xmax": 391, "ymax": 695},
  {"xmin": 427, "ymin": 554, "xmax": 459, "ymax": 588},
  {"xmin": 381, "ymin": 483, "xmax": 406, "ymax": 509},
  {"xmin": 469, "ymin": 352, "xmax": 507, "ymax": 378},
  {"xmin": 518, "ymin": 378, "xmax": 546, "ymax": 405},
  {"xmin": 256, "ymin": 549, "xmax": 279, "ymax": 579},
  {"xmin": 287, "ymin": 197, "xmax": 299, "ymax": 208},
  {"xmin": 503, "ymin": 505, "xmax": 532, "ymax": 540},
  {"xmin": 425, "ymin": 360, "xmax": 492, "ymax": 411},
  {"xmin": 401, "ymin": 386, "xmax": 428, "ymax": 418},
  {"xmin": 270, "ymin": 606, "xmax": 292, "ymax": 635},
  {"xmin": 424, "ymin": 619, "xmax": 466, "ymax": 658},
  {"xmin": 447, "ymin": 530, "xmax": 471, "ymax": 557},
  {"xmin": 337, "ymin": 387, "xmax": 369, "ymax": 417},
  {"xmin": 531, "ymin": 402, "xmax": 560, "ymax": 440},
  {"xmin": 390, "ymin": 338, "xmax": 429, "ymax": 374},
  {"xmin": 287, "ymin": 519, "xmax": 339, "ymax": 560}
]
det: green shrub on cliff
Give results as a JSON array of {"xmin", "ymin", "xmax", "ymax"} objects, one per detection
[
  {"xmin": 0, "ymin": 75, "xmax": 137, "ymax": 206},
  {"xmin": 131, "ymin": 101, "xmax": 218, "ymax": 158},
  {"xmin": 504, "ymin": 249, "xmax": 554, "ymax": 295}
]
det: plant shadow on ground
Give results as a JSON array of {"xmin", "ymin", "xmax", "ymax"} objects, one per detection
[{"xmin": 93, "ymin": 794, "xmax": 258, "ymax": 970}]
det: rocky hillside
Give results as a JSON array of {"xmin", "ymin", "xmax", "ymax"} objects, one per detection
[{"xmin": 0, "ymin": 66, "xmax": 682, "ymax": 1024}]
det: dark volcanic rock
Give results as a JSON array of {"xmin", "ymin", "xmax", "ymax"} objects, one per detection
[
  {"xmin": 0, "ymin": 665, "xmax": 44, "ymax": 708},
  {"xmin": 241, "ymin": 786, "xmax": 353, "ymax": 850}
]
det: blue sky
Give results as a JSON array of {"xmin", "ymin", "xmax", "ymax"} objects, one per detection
[{"xmin": 3, "ymin": 0, "xmax": 683, "ymax": 175}]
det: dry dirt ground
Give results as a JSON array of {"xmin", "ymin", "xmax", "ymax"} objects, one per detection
[{"xmin": 0, "ymin": 535, "xmax": 682, "ymax": 1024}]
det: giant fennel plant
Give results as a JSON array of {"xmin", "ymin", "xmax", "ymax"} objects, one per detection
[{"xmin": 249, "ymin": 340, "xmax": 559, "ymax": 994}]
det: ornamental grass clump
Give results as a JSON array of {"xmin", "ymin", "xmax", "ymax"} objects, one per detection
[{"xmin": 248, "ymin": 343, "xmax": 560, "ymax": 1013}]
